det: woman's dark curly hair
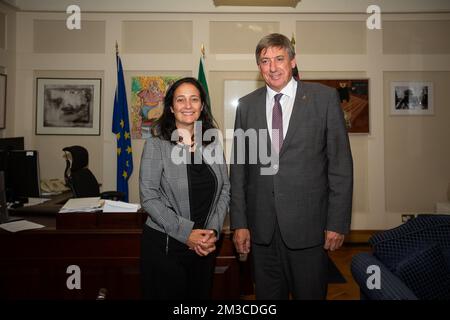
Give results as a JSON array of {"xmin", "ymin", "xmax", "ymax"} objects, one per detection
[{"xmin": 151, "ymin": 77, "xmax": 218, "ymax": 146}]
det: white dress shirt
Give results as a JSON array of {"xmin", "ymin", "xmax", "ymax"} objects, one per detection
[{"xmin": 265, "ymin": 77, "xmax": 298, "ymax": 141}]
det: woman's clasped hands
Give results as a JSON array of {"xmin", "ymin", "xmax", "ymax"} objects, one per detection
[{"xmin": 187, "ymin": 229, "xmax": 217, "ymax": 256}]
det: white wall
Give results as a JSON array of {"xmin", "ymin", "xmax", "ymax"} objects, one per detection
[
  {"xmin": 3, "ymin": 1, "xmax": 450, "ymax": 230},
  {"xmin": 0, "ymin": 1, "xmax": 16, "ymax": 138},
  {"xmin": 11, "ymin": 0, "xmax": 450, "ymax": 13}
]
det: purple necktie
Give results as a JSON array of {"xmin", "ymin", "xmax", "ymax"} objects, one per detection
[{"xmin": 272, "ymin": 93, "xmax": 283, "ymax": 153}]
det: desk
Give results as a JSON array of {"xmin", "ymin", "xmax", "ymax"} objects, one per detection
[
  {"xmin": 0, "ymin": 210, "xmax": 241, "ymax": 300},
  {"xmin": 10, "ymin": 190, "xmax": 73, "ymax": 215}
]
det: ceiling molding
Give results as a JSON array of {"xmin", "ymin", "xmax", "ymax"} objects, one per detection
[
  {"xmin": 7, "ymin": 0, "xmax": 450, "ymax": 13},
  {"xmin": 0, "ymin": 0, "xmax": 20, "ymax": 10},
  {"xmin": 213, "ymin": 0, "xmax": 301, "ymax": 7}
]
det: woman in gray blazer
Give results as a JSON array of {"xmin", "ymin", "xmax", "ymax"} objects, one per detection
[{"xmin": 139, "ymin": 77, "xmax": 230, "ymax": 300}]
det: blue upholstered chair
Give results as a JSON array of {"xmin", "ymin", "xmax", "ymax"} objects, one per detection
[{"xmin": 351, "ymin": 215, "xmax": 450, "ymax": 300}]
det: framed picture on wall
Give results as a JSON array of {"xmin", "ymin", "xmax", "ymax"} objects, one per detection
[
  {"xmin": 390, "ymin": 81, "xmax": 433, "ymax": 115},
  {"xmin": 0, "ymin": 73, "xmax": 6, "ymax": 129},
  {"xmin": 129, "ymin": 75, "xmax": 181, "ymax": 139},
  {"xmin": 224, "ymin": 79, "xmax": 370, "ymax": 134},
  {"xmin": 35, "ymin": 78, "xmax": 101, "ymax": 135},
  {"xmin": 304, "ymin": 79, "xmax": 370, "ymax": 133}
]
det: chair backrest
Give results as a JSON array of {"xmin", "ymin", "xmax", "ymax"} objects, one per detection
[
  {"xmin": 369, "ymin": 215, "xmax": 450, "ymax": 270},
  {"xmin": 63, "ymin": 146, "xmax": 100, "ymax": 198}
]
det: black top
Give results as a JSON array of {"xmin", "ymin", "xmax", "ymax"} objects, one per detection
[{"xmin": 187, "ymin": 152, "xmax": 216, "ymax": 229}]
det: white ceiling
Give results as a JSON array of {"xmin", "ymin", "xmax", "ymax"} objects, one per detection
[{"xmin": 4, "ymin": 0, "xmax": 450, "ymax": 13}]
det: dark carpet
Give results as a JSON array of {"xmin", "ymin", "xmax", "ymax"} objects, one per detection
[{"xmin": 328, "ymin": 257, "xmax": 346, "ymax": 284}]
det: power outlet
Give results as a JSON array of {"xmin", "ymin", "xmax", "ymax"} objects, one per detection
[{"xmin": 401, "ymin": 214, "xmax": 415, "ymax": 223}]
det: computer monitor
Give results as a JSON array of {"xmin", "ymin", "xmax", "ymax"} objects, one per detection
[
  {"xmin": 0, "ymin": 137, "xmax": 25, "ymax": 151},
  {"xmin": 0, "ymin": 170, "xmax": 22, "ymax": 223},
  {"xmin": 0, "ymin": 150, "xmax": 7, "ymax": 173},
  {"xmin": 0, "ymin": 137, "xmax": 25, "ymax": 178},
  {"xmin": 0, "ymin": 171, "xmax": 7, "ymax": 222},
  {"xmin": 5, "ymin": 150, "xmax": 41, "ymax": 202}
]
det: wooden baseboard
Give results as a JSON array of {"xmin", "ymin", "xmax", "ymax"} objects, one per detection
[
  {"xmin": 225, "ymin": 228, "xmax": 379, "ymax": 245},
  {"xmin": 344, "ymin": 230, "xmax": 380, "ymax": 244}
]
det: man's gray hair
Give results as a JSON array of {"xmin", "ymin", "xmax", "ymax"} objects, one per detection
[{"xmin": 255, "ymin": 33, "xmax": 295, "ymax": 64}]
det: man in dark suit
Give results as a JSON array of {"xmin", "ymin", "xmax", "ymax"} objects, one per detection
[{"xmin": 230, "ymin": 33, "xmax": 353, "ymax": 300}]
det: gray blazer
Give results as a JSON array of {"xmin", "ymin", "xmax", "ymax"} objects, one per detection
[
  {"xmin": 230, "ymin": 81, "xmax": 353, "ymax": 249},
  {"xmin": 140, "ymin": 136, "xmax": 230, "ymax": 244}
]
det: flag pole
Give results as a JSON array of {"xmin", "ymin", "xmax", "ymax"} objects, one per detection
[
  {"xmin": 112, "ymin": 40, "xmax": 133, "ymax": 202},
  {"xmin": 290, "ymin": 33, "xmax": 300, "ymax": 81},
  {"xmin": 198, "ymin": 44, "xmax": 210, "ymax": 109},
  {"xmin": 115, "ymin": 41, "xmax": 119, "ymax": 96}
]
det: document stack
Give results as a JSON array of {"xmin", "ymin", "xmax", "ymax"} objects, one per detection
[
  {"xmin": 0, "ymin": 220, "xmax": 45, "ymax": 232},
  {"xmin": 59, "ymin": 197, "xmax": 103, "ymax": 213},
  {"xmin": 102, "ymin": 200, "xmax": 140, "ymax": 213}
]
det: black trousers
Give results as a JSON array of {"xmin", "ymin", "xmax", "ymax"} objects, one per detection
[
  {"xmin": 140, "ymin": 225, "xmax": 215, "ymax": 300},
  {"xmin": 252, "ymin": 220, "xmax": 328, "ymax": 300}
]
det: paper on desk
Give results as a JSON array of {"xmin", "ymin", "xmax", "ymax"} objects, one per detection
[
  {"xmin": 102, "ymin": 200, "xmax": 140, "ymax": 213},
  {"xmin": 59, "ymin": 197, "xmax": 102, "ymax": 213},
  {"xmin": 0, "ymin": 220, "xmax": 45, "ymax": 232},
  {"xmin": 24, "ymin": 197, "xmax": 50, "ymax": 207}
]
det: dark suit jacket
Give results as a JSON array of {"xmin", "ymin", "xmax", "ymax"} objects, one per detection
[{"xmin": 230, "ymin": 81, "xmax": 353, "ymax": 249}]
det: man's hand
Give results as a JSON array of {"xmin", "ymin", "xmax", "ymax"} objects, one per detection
[
  {"xmin": 233, "ymin": 228, "xmax": 251, "ymax": 254},
  {"xmin": 324, "ymin": 230, "xmax": 345, "ymax": 251},
  {"xmin": 187, "ymin": 229, "xmax": 217, "ymax": 256}
]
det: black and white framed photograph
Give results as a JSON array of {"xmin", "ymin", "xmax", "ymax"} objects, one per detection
[
  {"xmin": 391, "ymin": 81, "xmax": 433, "ymax": 115},
  {"xmin": 0, "ymin": 74, "xmax": 6, "ymax": 129},
  {"xmin": 36, "ymin": 78, "xmax": 101, "ymax": 135}
]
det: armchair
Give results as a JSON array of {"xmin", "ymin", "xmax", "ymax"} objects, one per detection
[
  {"xmin": 351, "ymin": 215, "xmax": 450, "ymax": 300},
  {"xmin": 62, "ymin": 146, "xmax": 124, "ymax": 201}
]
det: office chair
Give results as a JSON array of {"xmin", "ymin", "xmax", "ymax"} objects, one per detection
[{"xmin": 62, "ymin": 146, "xmax": 124, "ymax": 201}]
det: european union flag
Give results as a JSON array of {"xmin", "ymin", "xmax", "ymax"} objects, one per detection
[{"xmin": 112, "ymin": 53, "xmax": 133, "ymax": 202}]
